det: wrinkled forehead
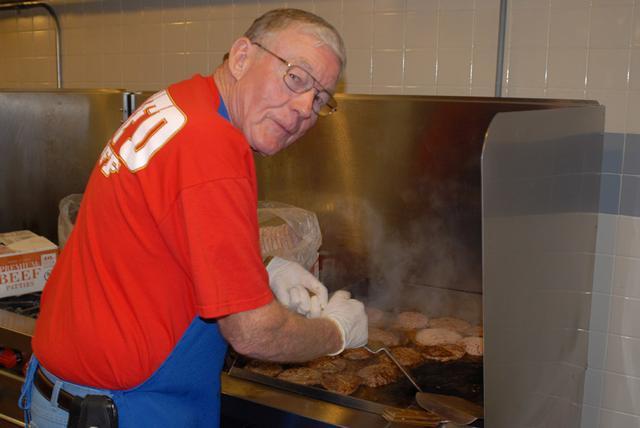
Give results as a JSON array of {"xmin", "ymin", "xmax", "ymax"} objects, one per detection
[
  {"xmin": 264, "ymin": 26, "xmax": 341, "ymax": 88},
  {"xmin": 261, "ymin": 24, "xmax": 340, "ymax": 62},
  {"xmin": 257, "ymin": 23, "xmax": 324, "ymax": 47}
]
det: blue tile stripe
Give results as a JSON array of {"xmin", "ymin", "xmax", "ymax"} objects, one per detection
[
  {"xmin": 623, "ymin": 134, "xmax": 640, "ymax": 175},
  {"xmin": 603, "ymin": 133, "xmax": 624, "ymax": 174},
  {"xmin": 600, "ymin": 174, "xmax": 621, "ymax": 215},
  {"xmin": 620, "ymin": 175, "xmax": 640, "ymax": 217},
  {"xmin": 600, "ymin": 132, "xmax": 640, "ymax": 217}
]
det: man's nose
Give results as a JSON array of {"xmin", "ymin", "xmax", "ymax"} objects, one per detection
[{"xmin": 290, "ymin": 90, "xmax": 315, "ymax": 118}]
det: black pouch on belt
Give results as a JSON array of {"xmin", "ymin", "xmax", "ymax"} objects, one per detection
[{"xmin": 67, "ymin": 394, "xmax": 118, "ymax": 428}]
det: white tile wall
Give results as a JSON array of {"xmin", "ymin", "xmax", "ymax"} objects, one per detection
[
  {"xmin": 590, "ymin": 5, "xmax": 634, "ymax": 49},
  {"xmin": 587, "ymin": 214, "xmax": 640, "ymax": 427},
  {"xmin": 372, "ymin": 12, "xmax": 403, "ymax": 49},
  {"xmin": 601, "ymin": 370, "xmax": 640, "ymax": 415},
  {"xmin": 0, "ymin": 0, "xmax": 639, "ymax": 134},
  {"xmin": 508, "ymin": 6, "xmax": 548, "ymax": 48},
  {"xmin": 627, "ymin": 89, "xmax": 640, "ymax": 133},
  {"xmin": 547, "ymin": 48, "xmax": 588, "ymax": 89},
  {"xmin": 598, "ymin": 408, "xmax": 640, "ymax": 428},
  {"xmin": 616, "ymin": 215, "xmax": 640, "ymax": 257},
  {"xmin": 548, "ymin": 7, "xmax": 590, "ymax": 49},
  {"xmin": 613, "ymin": 256, "xmax": 640, "ymax": 298}
]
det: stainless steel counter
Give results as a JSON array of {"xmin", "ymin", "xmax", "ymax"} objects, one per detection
[{"xmin": 221, "ymin": 373, "xmax": 395, "ymax": 427}]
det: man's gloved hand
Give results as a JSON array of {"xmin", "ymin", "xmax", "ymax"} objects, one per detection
[
  {"xmin": 266, "ymin": 257, "xmax": 328, "ymax": 318},
  {"xmin": 321, "ymin": 290, "xmax": 368, "ymax": 355}
]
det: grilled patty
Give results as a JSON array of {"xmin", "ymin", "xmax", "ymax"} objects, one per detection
[
  {"xmin": 245, "ymin": 360, "xmax": 284, "ymax": 377},
  {"xmin": 420, "ymin": 343, "xmax": 466, "ymax": 362},
  {"xmin": 342, "ymin": 347, "xmax": 372, "ymax": 360},
  {"xmin": 368, "ymin": 327, "xmax": 402, "ymax": 348},
  {"xmin": 307, "ymin": 356, "xmax": 348, "ymax": 374},
  {"xmin": 321, "ymin": 372, "xmax": 361, "ymax": 395},
  {"xmin": 277, "ymin": 367, "xmax": 322, "ymax": 386},
  {"xmin": 458, "ymin": 336, "xmax": 483, "ymax": 356},
  {"xmin": 428, "ymin": 317, "xmax": 472, "ymax": 334},
  {"xmin": 392, "ymin": 311, "xmax": 430, "ymax": 330},
  {"xmin": 357, "ymin": 363, "xmax": 401, "ymax": 387},
  {"xmin": 464, "ymin": 325, "xmax": 483, "ymax": 337},
  {"xmin": 366, "ymin": 306, "xmax": 389, "ymax": 328},
  {"xmin": 389, "ymin": 346, "xmax": 425, "ymax": 368},
  {"xmin": 414, "ymin": 328, "xmax": 463, "ymax": 346}
]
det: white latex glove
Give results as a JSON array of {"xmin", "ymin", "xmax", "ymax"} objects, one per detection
[
  {"xmin": 321, "ymin": 290, "xmax": 368, "ymax": 355},
  {"xmin": 266, "ymin": 256, "xmax": 328, "ymax": 318}
]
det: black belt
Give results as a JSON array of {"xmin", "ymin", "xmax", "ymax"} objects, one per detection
[{"xmin": 34, "ymin": 367, "xmax": 76, "ymax": 412}]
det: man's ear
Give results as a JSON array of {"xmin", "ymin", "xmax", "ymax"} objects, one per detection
[{"xmin": 227, "ymin": 37, "xmax": 253, "ymax": 80}]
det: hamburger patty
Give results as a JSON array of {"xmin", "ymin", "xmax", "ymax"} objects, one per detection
[
  {"xmin": 428, "ymin": 317, "xmax": 472, "ymax": 334},
  {"xmin": 307, "ymin": 356, "xmax": 347, "ymax": 374},
  {"xmin": 321, "ymin": 372, "xmax": 361, "ymax": 395},
  {"xmin": 357, "ymin": 363, "xmax": 401, "ymax": 387},
  {"xmin": 464, "ymin": 325, "xmax": 483, "ymax": 337},
  {"xmin": 245, "ymin": 360, "xmax": 283, "ymax": 377},
  {"xmin": 421, "ymin": 344, "xmax": 466, "ymax": 362},
  {"xmin": 389, "ymin": 346, "xmax": 425, "ymax": 368},
  {"xmin": 277, "ymin": 367, "xmax": 322, "ymax": 386},
  {"xmin": 365, "ymin": 306, "xmax": 389, "ymax": 328},
  {"xmin": 392, "ymin": 311, "xmax": 430, "ymax": 330},
  {"xmin": 415, "ymin": 328, "xmax": 463, "ymax": 346},
  {"xmin": 368, "ymin": 327, "xmax": 402, "ymax": 348},
  {"xmin": 342, "ymin": 347, "xmax": 372, "ymax": 360},
  {"xmin": 459, "ymin": 336, "xmax": 483, "ymax": 356}
]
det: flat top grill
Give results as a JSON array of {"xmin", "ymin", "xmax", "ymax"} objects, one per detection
[
  {"xmin": 1, "ymin": 289, "xmax": 484, "ymax": 424},
  {"xmin": 229, "ymin": 353, "xmax": 482, "ymax": 410}
]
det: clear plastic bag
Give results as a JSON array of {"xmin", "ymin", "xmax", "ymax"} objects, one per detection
[
  {"xmin": 56, "ymin": 196, "xmax": 322, "ymax": 270},
  {"xmin": 57, "ymin": 193, "xmax": 83, "ymax": 248},
  {"xmin": 258, "ymin": 201, "xmax": 322, "ymax": 271}
]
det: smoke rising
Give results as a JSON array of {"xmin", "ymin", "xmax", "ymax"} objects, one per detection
[{"xmin": 326, "ymin": 180, "xmax": 483, "ymax": 324}]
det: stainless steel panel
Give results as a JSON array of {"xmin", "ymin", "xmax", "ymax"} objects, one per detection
[
  {"xmin": 228, "ymin": 366, "xmax": 392, "ymax": 414},
  {"xmin": 255, "ymin": 94, "xmax": 597, "ymax": 299},
  {"xmin": 482, "ymin": 106, "xmax": 605, "ymax": 427},
  {"xmin": 221, "ymin": 374, "xmax": 391, "ymax": 428},
  {"xmin": 0, "ymin": 90, "xmax": 126, "ymax": 242}
]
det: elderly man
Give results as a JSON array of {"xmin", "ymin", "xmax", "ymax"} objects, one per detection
[{"xmin": 20, "ymin": 9, "xmax": 367, "ymax": 428}]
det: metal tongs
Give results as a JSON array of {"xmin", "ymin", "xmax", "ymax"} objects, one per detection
[{"xmin": 364, "ymin": 345, "xmax": 422, "ymax": 392}]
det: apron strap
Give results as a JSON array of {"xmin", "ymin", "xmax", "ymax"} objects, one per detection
[{"xmin": 19, "ymin": 354, "xmax": 40, "ymax": 425}]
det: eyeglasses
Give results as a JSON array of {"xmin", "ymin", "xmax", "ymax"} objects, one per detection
[{"xmin": 252, "ymin": 42, "xmax": 338, "ymax": 117}]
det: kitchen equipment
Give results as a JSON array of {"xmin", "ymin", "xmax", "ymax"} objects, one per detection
[
  {"xmin": 365, "ymin": 345, "xmax": 483, "ymax": 426},
  {"xmin": 415, "ymin": 391, "xmax": 483, "ymax": 426},
  {"xmin": 381, "ymin": 407, "xmax": 441, "ymax": 427},
  {"xmin": 363, "ymin": 345, "xmax": 422, "ymax": 392}
]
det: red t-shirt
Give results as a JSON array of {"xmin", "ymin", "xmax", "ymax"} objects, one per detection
[{"xmin": 32, "ymin": 75, "xmax": 273, "ymax": 389}]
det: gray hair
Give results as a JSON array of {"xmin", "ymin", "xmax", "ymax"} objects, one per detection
[{"xmin": 244, "ymin": 8, "xmax": 346, "ymax": 76}]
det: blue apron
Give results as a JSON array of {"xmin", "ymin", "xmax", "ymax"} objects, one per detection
[
  {"xmin": 21, "ymin": 317, "xmax": 227, "ymax": 427},
  {"xmin": 113, "ymin": 317, "xmax": 228, "ymax": 427}
]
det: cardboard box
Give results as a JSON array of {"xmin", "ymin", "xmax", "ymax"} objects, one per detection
[{"xmin": 0, "ymin": 230, "xmax": 58, "ymax": 298}]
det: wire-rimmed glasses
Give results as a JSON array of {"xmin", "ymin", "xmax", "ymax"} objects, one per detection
[{"xmin": 252, "ymin": 42, "xmax": 338, "ymax": 116}]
